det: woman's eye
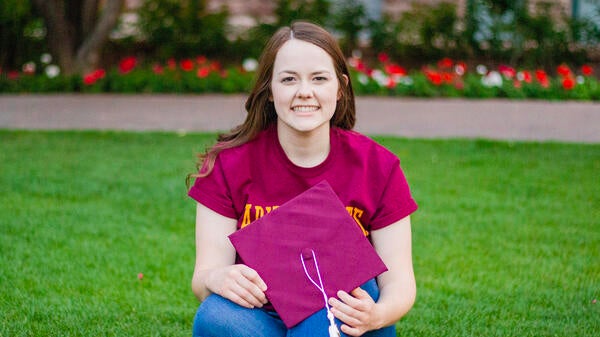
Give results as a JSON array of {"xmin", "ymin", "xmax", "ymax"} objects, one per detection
[
  {"xmin": 314, "ymin": 76, "xmax": 328, "ymax": 81},
  {"xmin": 281, "ymin": 77, "xmax": 295, "ymax": 83}
]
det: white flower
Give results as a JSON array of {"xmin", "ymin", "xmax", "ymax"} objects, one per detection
[
  {"xmin": 242, "ymin": 58, "xmax": 258, "ymax": 72},
  {"xmin": 371, "ymin": 69, "xmax": 389, "ymax": 87},
  {"xmin": 576, "ymin": 75, "xmax": 585, "ymax": 84},
  {"xmin": 45, "ymin": 65, "xmax": 60, "ymax": 78},
  {"xmin": 476, "ymin": 64, "xmax": 488, "ymax": 75},
  {"xmin": 22, "ymin": 62, "xmax": 36, "ymax": 74},
  {"xmin": 357, "ymin": 73, "xmax": 369, "ymax": 85},
  {"xmin": 40, "ymin": 53, "xmax": 52, "ymax": 64},
  {"xmin": 455, "ymin": 64, "xmax": 465, "ymax": 76},
  {"xmin": 481, "ymin": 71, "xmax": 503, "ymax": 87}
]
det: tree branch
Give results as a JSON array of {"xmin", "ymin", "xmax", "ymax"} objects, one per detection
[{"xmin": 75, "ymin": 0, "xmax": 123, "ymax": 72}]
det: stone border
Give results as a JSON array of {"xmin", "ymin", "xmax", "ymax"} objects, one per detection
[{"xmin": 1, "ymin": 94, "xmax": 599, "ymax": 143}]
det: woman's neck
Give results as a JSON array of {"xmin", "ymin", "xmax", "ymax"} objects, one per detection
[{"xmin": 277, "ymin": 123, "xmax": 331, "ymax": 168}]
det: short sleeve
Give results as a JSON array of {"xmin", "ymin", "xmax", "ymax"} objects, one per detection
[
  {"xmin": 188, "ymin": 156, "xmax": 237, "ymax": 219},
  {"xmin": 369, "ymin": 160, "xmax": 418, "ymax": 230}
]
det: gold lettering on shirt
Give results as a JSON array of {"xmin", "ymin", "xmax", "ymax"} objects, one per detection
[
  {"xmin": 255, "ymin": 206, "xmax": 264, "ymax": 219},
  {"xmin": 346, "ymin": 206, "xmax": 369, "ymax": 236},
  {"xmin": 241, "ymin": 203, "xmax": 367, "ymax": 235},
  {"xmin": 241, "ymin": 204, "xmax": 253, "ymax": 228}
]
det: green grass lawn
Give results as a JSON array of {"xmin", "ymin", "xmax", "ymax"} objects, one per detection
[{"xmin": 1, "ymin": 130, "xmax": 598, "ymax": 336}]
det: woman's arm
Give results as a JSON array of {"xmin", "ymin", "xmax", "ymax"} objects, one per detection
[
  {"xmin": 329, "ymin": 215, "xmax": 416, "ymax": 336},
  {"xmin": 191, "ymin": 203, "xmax": 268, "ymax": 308}
]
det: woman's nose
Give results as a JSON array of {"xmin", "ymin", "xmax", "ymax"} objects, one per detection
[{"xmin": 296, "ymin": 82, "xmax": 313, "ymax": 98}]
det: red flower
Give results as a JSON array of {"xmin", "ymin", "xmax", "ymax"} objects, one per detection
[
  {"xmin": 442, "ymin": 72, "xmax": 453, "ymax": 84},
  {"xmin": 521, "ymin": 70, "xmax": 533, "ymax": 83},
  {"xmin": 499, "ymin": 64, "xmax": 516, "ymax": 78},
  {"xmin": 167, "ymin": 58, "xmax": 177, "ymax": 71},
  {"xmin": 83, "ymin": 69, "xmax": 105, "ymax": 85},
  {"xmin": 385, "ymin": 63, "xmax": 406, "ymax": 76},
  {"xmin": 349, "ymin": 57, "xmax": 372, "ymax": 75},
  {"xmin": 562, "ymin": 77, "xmax": 575, "ymax": 90},
  {"xmin": 119, "ymin": 56, "xmax": 137, "ymax": 74},
  {"xmin": 210, "ymin": 61, "xmax": 221, "ymax": 71},
  {"xmin": 152, "ymin": 63, "xmax": 164, "ymax": 74},
  {"xmin": 197, "ymin": 67, "xmax": 210, "ymax": 78},
  {"xmin": 535, "ymin": 70, "xmax": 550, "ymax": 88},
  {"xmin": 426, "ymin": 71, "xmax": 443, "ymax": 86},
  {"xmin": 557, "ymin": 64, "xmax": 571, "ymax": 77},
  {"xmin": 581, "ymin": 64, "xmax": 593, "ymax": 76},
  {"xmin": 386, "ymin": 78, "xmax": 396, "ymax": 89},
  {"xmin": 513, "ymin": 79, "xmax": 522, "ymax": 88},
  {"xmin": 438, "ymin": 57, "xmax": 453, "ymax": 69},
  {"xmin": 8, "ymin": 71, "xmax": 19, "ymax": 80},
  {"xmin": 180, "ymin": 59, "xmax": 194, "ymax": 72},
  {"xmin": 83, "ymin": 75, "xmax": 95, "ymax": 85},
  {"xmin": 378, "ymin": 52, "xmax": 389, "ymax": 64}
]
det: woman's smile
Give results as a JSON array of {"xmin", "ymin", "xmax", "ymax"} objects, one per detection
[{"xmin": 291, "ymin": 105, "xmax": 320, "ymax": 113}]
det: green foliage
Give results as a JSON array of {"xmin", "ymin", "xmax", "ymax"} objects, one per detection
[
  {"xmin": 137, "ymin": 0, "xmax": 230, "ymax": 60},
  {"xmin": 0, "ymin": 0, "xmax": 45, "ymax": 71},
  {"xmin": 1, "ymin": 131, "xmax": 598, "ymax": 336},
  {"xmin": 274, "ymin": 0, "xmax": 331, "ymax": 27},
  {"xmin": 464, "ymin": 0, "xmax": 599, "ymax": 68},
  {"xmin": 332, "ymin": 0, "xmax": 367, "ymax": 55}
]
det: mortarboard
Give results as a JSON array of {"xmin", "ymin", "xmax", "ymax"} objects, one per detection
[{"xmin": 228, "ymin": 180, "xmax": 388, "ymax": 328}]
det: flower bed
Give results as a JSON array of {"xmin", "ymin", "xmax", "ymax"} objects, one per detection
[{"xmin": 1, "ymin": 55, "xmax": 599, "ymax": 101}]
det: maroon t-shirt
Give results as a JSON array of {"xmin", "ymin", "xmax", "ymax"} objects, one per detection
[{"xmin": 189, "ymin": 124, "xmax": 417, "ymax": 233}]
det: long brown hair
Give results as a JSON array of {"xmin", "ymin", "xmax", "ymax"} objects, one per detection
[{"xmin": 188, "ymin": 21, "xmax": 356, "ymax": 184}]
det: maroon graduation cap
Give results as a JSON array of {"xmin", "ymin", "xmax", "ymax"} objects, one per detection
[{"xmin": 228, "ymin": 180, "xmax": 388, "ymax": 328}]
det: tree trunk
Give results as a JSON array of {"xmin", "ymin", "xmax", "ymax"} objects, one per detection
[
  {"xmin": 32, "ymin": 0, "xmax": 123, "ymax": 75},
  {"xmin": 75, "ymin": 0, "xmax": 123, "ymax": 74},
  {"xmin": 32, "ymin": 0, "xmax": 77, "ymax": 74}
]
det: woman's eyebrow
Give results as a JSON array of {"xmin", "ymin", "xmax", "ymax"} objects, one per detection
[{"xmin": 277, "ymin": 70, "xmax": 332, "ymax": 76}]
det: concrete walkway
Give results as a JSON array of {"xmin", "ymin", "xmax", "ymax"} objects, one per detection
[{"xmin": 1, "ymin": 94, "xmax": 599, "ymax": 143}]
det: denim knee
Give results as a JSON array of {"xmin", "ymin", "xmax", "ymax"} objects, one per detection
[{"xmin": 192, "ymin": 294, "xmax": 286, "ymax": 337}]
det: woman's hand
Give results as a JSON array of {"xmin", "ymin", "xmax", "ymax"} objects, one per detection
[
  {"xmin": 192, "ymin": 203, "xmax": 268, "ymax": 308},
  {"xmin": 205, "ymin": 264, "xmax": 268, "ymax": 309},
  {"xmin": 328, "ymin": 287, "xmax": 384, "ymax": 336}
]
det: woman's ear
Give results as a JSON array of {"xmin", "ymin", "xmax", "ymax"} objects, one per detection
[{"xmin": 338, "ymin": 74, "xmax": 349, "ymax": 100}]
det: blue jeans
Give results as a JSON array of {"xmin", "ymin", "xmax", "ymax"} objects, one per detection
[{"xmin": 192, "ymin": 279, "xmax": 396, "ymax": 337}]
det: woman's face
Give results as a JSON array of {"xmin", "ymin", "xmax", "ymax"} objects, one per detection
[{"xmin": 270, "ymin": 39, "xmax": 343, "ymax": 135}]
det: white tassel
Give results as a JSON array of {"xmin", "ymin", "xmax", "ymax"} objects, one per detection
[{"xmin": 327, "ymin": 311, "xmax": 341, "ymax": 337}]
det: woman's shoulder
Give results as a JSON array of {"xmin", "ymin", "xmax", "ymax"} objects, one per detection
[
  {"xmin": 216, "ymin": 128, "xmax": 272, "ymax": 165},
  {"xmin": 335, "ymin": 128, "xmax": 399, "ymax": 164}
]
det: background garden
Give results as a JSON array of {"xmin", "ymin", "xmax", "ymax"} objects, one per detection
[
  {"xmin": 1, "ymin": 1, "xmax": 599, "ymax": 336},
  {"xmin": 1, "ymin": 0, "xmax": 600, "ymax": 99}
]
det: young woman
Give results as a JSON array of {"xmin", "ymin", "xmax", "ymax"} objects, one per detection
[{"xmin": 188, "ymin": 21, "xmax": 418, "ymax": 337}]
